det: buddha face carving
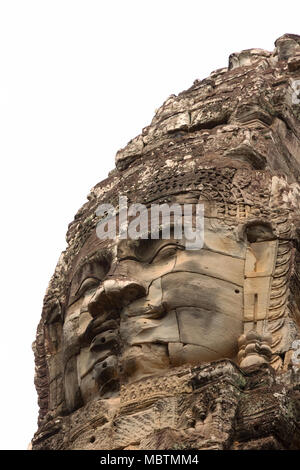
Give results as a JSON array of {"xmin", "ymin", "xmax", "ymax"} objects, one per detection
[
  {"xmin": 58, "ymin": 162, "xmax": 300, "ymax": 416},
  {"xmin": 33, "ymin": 37, "xmax": 300, "ymax": 449},
  {"xmin": 62, "ymin": 212, "xmax": 250, "ymax": 412}
]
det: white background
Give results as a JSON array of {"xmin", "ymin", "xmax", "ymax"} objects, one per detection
[{"xmin": 0, "ymin": 0, "xmax": 299, "ymax": 450}]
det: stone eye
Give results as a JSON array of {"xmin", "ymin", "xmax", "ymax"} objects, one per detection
[
  {"xmin": 76, "ymin": 278, "xmax": 100, "ymax": 299},
  {"xmin": 150, "ymin": 244, "xmax": 182, "ymax": 263}
]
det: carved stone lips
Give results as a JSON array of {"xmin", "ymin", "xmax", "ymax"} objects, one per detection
[
  {"xmin": 80, "ymin": 345, "xmax": 114, "ymax": 380},
  {"xmin": 89, "ymin": 329, "xmax": 118, "ymax": 352},
  {"xmin": 79, "ymin": 324, "xmax": 119, "ymax": 379},
  {"xmin": 82, "ymin": 316, "xmax": 118, "ymax": 347}
]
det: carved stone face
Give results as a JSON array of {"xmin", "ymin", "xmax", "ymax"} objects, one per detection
[
  {"xmin": 62, "ymin": 212, "xmax": 252, "ymax": 411},
  {"xmin": 33, "ymin": 35, "xmax": 300, "ymax": 450}
]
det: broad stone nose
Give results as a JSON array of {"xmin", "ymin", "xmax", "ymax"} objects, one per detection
[{"xmin": 88, "ymin": 277, "xmax": 147, "ymax": 318}]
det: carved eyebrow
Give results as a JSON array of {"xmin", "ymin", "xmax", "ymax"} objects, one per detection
[{"xmin": 118, "ymin": 237, "xmax": 184, "ymax": 263}]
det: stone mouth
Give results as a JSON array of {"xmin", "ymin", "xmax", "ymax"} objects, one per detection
[
  {"xmin": 89, "ymin": 330, "xmax": 115, "ymax": 352},
  {"xmin": 80, "ymin": 353, "xmax": 112, "ymax": 380},
  {"xmin": 81, "ymin": 316, "xmax": 118, "ymax": 346}
]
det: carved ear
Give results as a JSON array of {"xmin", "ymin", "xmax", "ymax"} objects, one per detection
[{"xmin": 64, "ymin": 356, "xmax": 83, "ymax": 413}]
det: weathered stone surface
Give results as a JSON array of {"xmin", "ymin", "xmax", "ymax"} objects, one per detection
[
  {"xmin": 32, "ymin": 361, "xmax": 300, "ymax": 450},
  {"xmin": 32, "ymin": 34, "xmax": 300, "ymax": 450}
]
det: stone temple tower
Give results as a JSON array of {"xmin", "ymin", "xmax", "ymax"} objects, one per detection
[{"xmin": 32, "ymin": 34, "xmax": 300, "ymax": 450}]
